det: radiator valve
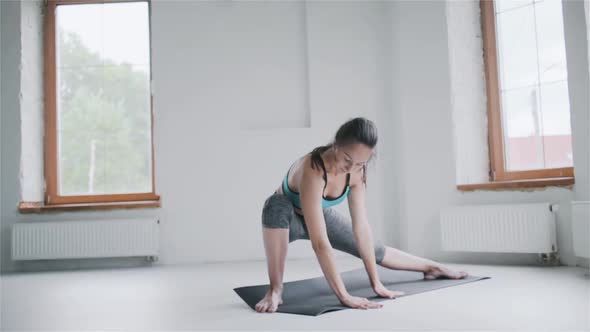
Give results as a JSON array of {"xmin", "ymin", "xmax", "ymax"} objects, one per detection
[
  {"xmin": 145, "ymin": 256, "xmax": 159, "ymax": 263},
  {"xmin": 537, "ymin": 252, "xmax": 561, "ymax": 266}
]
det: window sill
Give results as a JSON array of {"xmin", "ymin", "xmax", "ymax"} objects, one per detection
[
  {"xmin": 457, "ymin": 177, "xmax": 575, "ymax": 191},
  {"xmin": 18, "ymin": 199, "xmax": 161, "ymax": 214}
]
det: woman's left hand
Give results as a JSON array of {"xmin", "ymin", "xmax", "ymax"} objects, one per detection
[{"xmin": 372, "ymin": 281, "xmax": 405, "ymax": 299}]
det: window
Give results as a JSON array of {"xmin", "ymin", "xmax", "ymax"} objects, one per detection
[
  {"xmin": 44, "ymin": 0, "xmax": 158, "ymax": 205},
  {"xmin": 480, "ymin": 0, "xmax": 574, "ymax": 182}
]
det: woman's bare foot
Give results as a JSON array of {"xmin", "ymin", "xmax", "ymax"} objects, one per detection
[
  {"xmin": 254, "ymin": 289, "xmax": 284, "ymax": 313},
  {"xmin": 424, "ymin": 264, "xmax": 469, "ymax": 280}
]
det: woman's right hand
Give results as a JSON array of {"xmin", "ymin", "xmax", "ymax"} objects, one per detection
[{"xmin": 339, "ymin": 294, "xmax": 383, "ymax": 310}]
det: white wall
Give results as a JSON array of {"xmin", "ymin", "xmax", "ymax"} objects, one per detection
[
  {"xmin": 565, "ymin": 0, "xmax": 590, "ymax": 205},
  {"xmin": 19, "ymin": 0, "xmax": 44, "ymax": 202},
  {"xmin": 150, "ymin": 0, "xmax": 389, "ymax": 265},
  {"xmin": 587, "ymin": 0, "xmax": 590, "ymax": 75},
  {"xmin": 390, "ymin": 0, "xmax": 589, "ymax": 266},
  {"xmin": 232, "ymin": 2, "xmax": 311, "ymax": 130},
  {"xmin": 1, "ymin": 1, "xmax": 390, "ymax": 272},
  {"xmin": 0, "ymin": 0, "xmax": 2, "ymax": 232},
  {"xmin": 389, "ymin": 1, "xmax": 459, "ymax": 258},
  {"xmin": 1, "ymin": 0, "xmax": 24, "ymax": 273},
  {"xmin": 1, "ymin": 0, "xmax": 588, "ymax": 273},
  {"xmin": 446, "ymin": 1, "xmax": 489, "ymax": 185},
  {"xmin": 0, "ymin": 0, "xmax": 2, "ymax": 233}
]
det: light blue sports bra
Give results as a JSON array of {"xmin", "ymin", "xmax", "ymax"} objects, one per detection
[{"xmin": 282, "ymin": 151, "xmax": 350, "ymax": 210}]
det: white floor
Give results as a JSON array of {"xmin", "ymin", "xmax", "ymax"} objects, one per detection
[{"xmin": 1, "ymin": 256, "xmax": 589, "ymax": 331}]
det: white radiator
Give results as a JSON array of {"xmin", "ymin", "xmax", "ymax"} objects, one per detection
[
  {"xmin": 572, "ymin": 201, "xmax": 590, "ymax": 259},
  {"xmin": 12, "ymin": 218, "xmax": 159, "ymax": 261},
  {"xmin": 440, "ymin": 203, "xmax": 557, "ymax": 254}
]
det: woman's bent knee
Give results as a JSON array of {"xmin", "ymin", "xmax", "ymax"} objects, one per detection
[
  {"xmin": 261, "ymin": 194, "xmax": 294, "ymax": 229},
  {"xmin": 375, "ymin": 245, "xmax": 386, "ymax": 264}
]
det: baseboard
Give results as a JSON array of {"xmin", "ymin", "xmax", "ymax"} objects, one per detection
[{"xmin": 2, "ymin": 256, "xmax": 153, "ymax": 274}]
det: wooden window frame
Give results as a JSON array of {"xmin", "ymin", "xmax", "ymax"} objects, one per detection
[
  {"xmin": 43, "ymin": 0, "xmax": 159, "ymax": 205},
  {"xmin": 480, "ymin": 0, "xmax": 575, "ymax": 183}
]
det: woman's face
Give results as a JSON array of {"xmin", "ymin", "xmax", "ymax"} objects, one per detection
[{"xmin": 333, "ymin": 143, "xmax": 373, "ymax": 173}]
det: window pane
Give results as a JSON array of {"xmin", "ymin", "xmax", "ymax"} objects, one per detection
[
  {"xmin": 501, "ymin": 86, "xmax": 545, "ymax": 171},
  {"xmin": 501, "ymin": 81, "xmax": 573, "ymax": 171},
  {"xmin": 56, "ymin": 2, "xmax": 152, "ymax": 196},
  {"xmin": 103, "ymin": 4, "xmax": 150, "ymax": 66},
  {"xmin": 494, "ymin": 0, "xmax": 573, "ymax": 173},
  {"xmin": 540, "ymin": 81, "xmax": 573, "ymax": 168},
  {"xmin": 496, "ymin": 4, "xmax": 539, "ymax": 91},
  {"xmin": 57, "ymin": 67, "xmax": 106, "ymax": 195},
  {"xmin": 56, "ymin": 5, "xmax": 102, "ymax": 68},
  {"xmin": 535, "ymin": 0, "xmax": 568, "ymax": 83}
]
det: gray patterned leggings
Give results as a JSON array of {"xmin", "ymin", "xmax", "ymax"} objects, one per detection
[{"xmin": 261, "ymin": 193, "xmax": 386, "ymax": 264}]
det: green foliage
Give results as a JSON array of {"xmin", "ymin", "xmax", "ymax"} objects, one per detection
[{"xmin": 57, "ymin": 29, "xmax": 152, "ymax": 195}]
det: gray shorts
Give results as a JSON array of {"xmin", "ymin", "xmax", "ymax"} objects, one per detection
[{"xmin": 261, "ymin": 193, "xmax": 386, "ymax": 264}]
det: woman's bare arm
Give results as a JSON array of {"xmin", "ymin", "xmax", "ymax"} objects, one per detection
[
  {"xmin": 347, "ymin": 181, "xmax": 380, "ymax": 287},
  {"xmin": 299, "ymin": 164, "xmax": 383, "ymax": 309},
  {"xmin": 299, "ymin": 163, "xmax": 349, "ymax": 300}
]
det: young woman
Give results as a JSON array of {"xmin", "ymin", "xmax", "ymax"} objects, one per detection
[{"xmin": 255, "ymin": 117, "xmax": 468, "ymax": 313}]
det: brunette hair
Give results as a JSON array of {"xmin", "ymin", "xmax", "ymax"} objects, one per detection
[{"xmin": 309, "ymin": 117, "xmax": 377, "ymax": 185}]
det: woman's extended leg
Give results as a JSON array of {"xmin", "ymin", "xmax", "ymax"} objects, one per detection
[
  {"xmin": 322, "ymin": 208, "xmax": 467, "ymax": 279},
  {"xmin": 379, "ymin": 247, "xmax": 468, "ymax": 279}
]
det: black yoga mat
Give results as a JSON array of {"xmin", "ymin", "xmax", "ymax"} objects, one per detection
[{"xmin": 234, "ymin": 265, "xmax": 490, "ymax": 316}]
